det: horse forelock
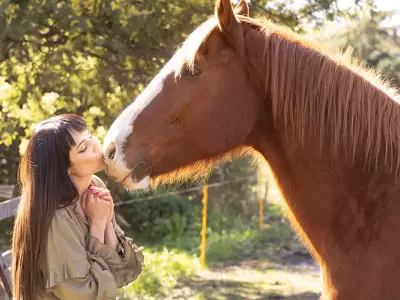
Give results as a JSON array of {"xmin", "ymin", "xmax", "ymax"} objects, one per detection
[{"xmin": 172, "ymin": 18, "xmax": 218, "ymax": 79}]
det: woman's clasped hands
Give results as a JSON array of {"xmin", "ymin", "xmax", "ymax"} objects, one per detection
[{"xmin": 81, "ymin": 185, "xmax": 115, "ymax": 243}]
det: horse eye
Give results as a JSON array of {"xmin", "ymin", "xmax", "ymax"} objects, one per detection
[
  {"xmin": 183, "ymin": 65, "xmax": 202, "ymax": 77},
  {"xmin": 191, "ymin": 66, "xmax": 202, "ymax": 76}
]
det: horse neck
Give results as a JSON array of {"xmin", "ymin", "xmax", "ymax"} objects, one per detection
[
  {"xmin": 240, "ymin": 26, "xmax": 330, "ymax": 260},
  {"xmin": 242, "ymin": 25, "xmax": 400, "ymax": 263}
]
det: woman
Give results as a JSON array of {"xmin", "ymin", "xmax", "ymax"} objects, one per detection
[{"xmin": 12, "ymin": 114, "xmax": 144, "ymax": 300}]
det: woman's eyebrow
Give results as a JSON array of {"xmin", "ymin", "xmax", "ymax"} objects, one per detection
[{"xmin": 76, "ymin": 139, "xmax": 86, "ymax": 149}]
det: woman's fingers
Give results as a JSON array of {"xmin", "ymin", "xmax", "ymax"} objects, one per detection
[
  {"xmin": 88, "ymin": 185, "xmax": 102, "ymax": 194},
  {"xmin": 88, "ymin": 186, "xmax": 112, "ymax": 201},
  {"xmin": 100, "ymin": 195, "xmax": 113, "ymax": 202},
  {"xmin": 88, "ymin": 186, "xmax": 111, "ymax": 197},
  {"xmin": 96, "ymin": 190, "xmax": 111, "ymax": 198},
  {"xmin": 89, "ymin": 188, "xmax": 102, "ymax": 196}
]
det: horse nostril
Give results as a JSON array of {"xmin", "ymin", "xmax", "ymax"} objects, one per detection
[
  {"xmin": 109, "ymin": 149, "xmax": 116, "ymax": 160},
  {"xmin": 106, "ymin": 142, "xmax": 117, "ymax": 161}
]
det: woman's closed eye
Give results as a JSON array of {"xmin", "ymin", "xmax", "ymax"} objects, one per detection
[
  {"xmin": 79, "ymin": 146, "xmax": 87, "ymax": 153},
  {"xmin": 78, "ymin": 133, "xmax": 93, "ymax": 153}
]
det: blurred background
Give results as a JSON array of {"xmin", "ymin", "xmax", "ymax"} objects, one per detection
[{"xmin": 1, "ymin": 0, "xmax": 399, "ymax": 299}]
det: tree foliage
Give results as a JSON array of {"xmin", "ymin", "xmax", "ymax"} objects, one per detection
[
  {"xmin": 329, "ymin": 3, "xmax": 400, "ymax": 88},
  {"xmin": 0, "ymin": 0, "xmax": 348, "ymax": 185}
]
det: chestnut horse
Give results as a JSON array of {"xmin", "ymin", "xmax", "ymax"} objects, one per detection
[{"xmin": 103, "ymin": 0, "xmax": 400, "ymax": 298}]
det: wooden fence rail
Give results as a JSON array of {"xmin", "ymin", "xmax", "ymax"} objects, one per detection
[{"xmin": 0, "ymin": 196, "xmax": 19, "ymax": 299}]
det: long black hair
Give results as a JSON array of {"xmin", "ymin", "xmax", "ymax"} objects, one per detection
[{"xmin": 12, "ymin": 114, "xmax": 87, "ymax": 299}]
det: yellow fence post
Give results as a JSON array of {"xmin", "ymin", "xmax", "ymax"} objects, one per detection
[
  {"xmin": 257, "ymin": 168, "xmax": 266, "ymax": 229},
  {"xmin": 200, "ymin": 185, "xmax": 208, "ymax": 270},
  {"xmin": 258, "ymin": 183, "xmax": 264, "ymax": 228}
]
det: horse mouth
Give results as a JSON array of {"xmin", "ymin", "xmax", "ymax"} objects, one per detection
[
  {"xmin": 121, "ymin": 161, "xmax": 151, "ymax": 190},
  {"xmin": 121, "ymin": 173, "xmax": 151, "ymax": 190},
  {"xmin": 120, "ymin": 172, "xmax": 132, "ymax": 184}
]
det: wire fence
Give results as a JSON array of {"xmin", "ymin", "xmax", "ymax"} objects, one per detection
[
  {"xmin": 114, "ymin": 175, "xmax": 268, "ymax": 206},
  {"xmin": 0, "ymin": 175, "xmax": 269, "ymax": 220}
]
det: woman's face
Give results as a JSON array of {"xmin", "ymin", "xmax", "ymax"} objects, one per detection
[{"xmin": 68, "ymin": 129, "xmax": 104, "ymax": 177}]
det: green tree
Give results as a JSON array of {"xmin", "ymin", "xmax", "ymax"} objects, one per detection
[
  {"xmin": 327, "ymin": 2, "xmax": 400, "ymax": 87},
  {"xmin": 0, "ymin": 0, "xmax": 347, "ymax": 187}
]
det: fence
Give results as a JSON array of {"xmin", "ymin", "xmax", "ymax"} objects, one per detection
[{"xmin": 113, "ymin": 175, "xmax": 269, "ymax": 269}]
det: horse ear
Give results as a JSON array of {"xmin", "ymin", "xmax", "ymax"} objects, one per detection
[
  {"xmin": 234, "ymin": 0, "xmax": 249, "ymax": 17},
  {"xmin": 215, "ymin": 0, "xmax": 237, "ymax": 32}
]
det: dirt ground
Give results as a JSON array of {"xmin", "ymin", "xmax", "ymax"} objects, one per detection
[{"xmin": 170, "ymin": 249, "xmax": 321, "ymax": 300}]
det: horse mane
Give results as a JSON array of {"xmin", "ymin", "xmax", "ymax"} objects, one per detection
[
  {"xmin": 257, "ymin": 18, "xmax": 400, "ymax": 172},
  {"xmin": 176, "ymin": 14, "xmax": 400, "ymax": 174}
]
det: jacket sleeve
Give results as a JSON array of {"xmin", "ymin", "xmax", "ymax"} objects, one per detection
[{"xmin": 110, "ymin": 218, "xmax": 145, "ymax": 288}]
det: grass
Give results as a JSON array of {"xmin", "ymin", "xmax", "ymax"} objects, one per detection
[
  {"xmin": 118, "ymin": 248, "xmax": 201, "ymax": 299},
  {"xmin": 117, "ymin": 203, "xmax": 321, "ymax": 299}
]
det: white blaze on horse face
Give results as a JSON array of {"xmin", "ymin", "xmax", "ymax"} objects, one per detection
[
  {"xmin": 103, "ymin": 68, "xmax": 168, "ymax": 187},
  {"xmin": 103, "ymin": 18, "xmax": 216, "ymax": 189},
  {"xmin": 102, "ymin": 51, "xmax": 184, "ymax": 187}
]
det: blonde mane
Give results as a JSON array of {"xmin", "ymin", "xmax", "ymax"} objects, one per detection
[{"xmin": 175, "ymin": 15, "xmax": 400, "ymax": 173}]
